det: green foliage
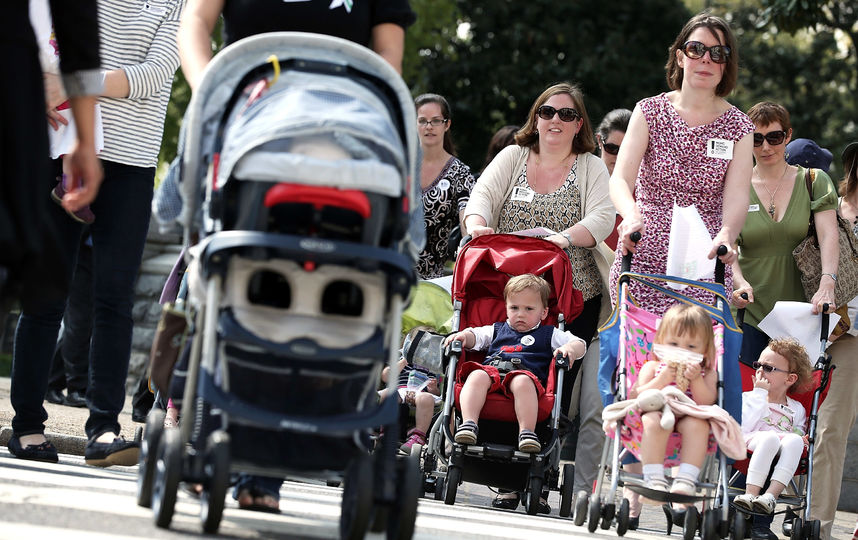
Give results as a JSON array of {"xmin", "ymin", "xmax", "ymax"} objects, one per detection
[{"xmin": 405, "ymin": 0, "xmax": 692, "ymax": 169}]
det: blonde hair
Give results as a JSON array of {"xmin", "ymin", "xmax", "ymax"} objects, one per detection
[
  {"xmin": 767, "ymin": 337, "xmax": 813, "ymax": 393},
  {"xmin": 653, "ymin": 303, "xmax": 716, "ymax": 369},
  {"xmin": 504, "ymin": 274, "xmax": 550, "ymax": 308}
]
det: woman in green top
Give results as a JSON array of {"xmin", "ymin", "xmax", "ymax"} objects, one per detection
[{"xmin": 732, "ymin": 101, "xmax": 839, "ymax": 365}]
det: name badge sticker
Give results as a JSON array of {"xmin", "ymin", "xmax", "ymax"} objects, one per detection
[
  {"xmin": 520, "ymin": 335, "xmax": 535, "ymax": 346},
  {"xmin": 437, "ymin": 179, "xmax": 450, "ymax": 191},
  {"xmin": 510, "ymin": 186, "xmax": 535, "ymax": 203},
  {"xmin": 748, "ymin": 204, "xmax": 760, "ymax": 212},
  {"xmin": 707, "ymin": 138, "xmax": 734, "ymax": 159}
]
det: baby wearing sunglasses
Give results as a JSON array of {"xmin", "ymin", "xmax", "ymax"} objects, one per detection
[{"xmin": 735, "ymin": 337, "xmax": 812, "ymax": 517}]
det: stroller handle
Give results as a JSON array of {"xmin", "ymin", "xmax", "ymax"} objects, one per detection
[{"xmin": 620, "ymin": 231, "xmax": 642, "ymax": 274}]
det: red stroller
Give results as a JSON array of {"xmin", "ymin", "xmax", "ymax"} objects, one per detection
[
  {"xmin": 422, "ymin": 234, "xmax": 584, "ymax": 515},
  {"xmin": 729, "ymin": 307, "xmax": 835, "ymax": 540}
]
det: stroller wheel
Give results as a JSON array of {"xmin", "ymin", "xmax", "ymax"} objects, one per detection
[
  {"xmin": 701, "ymin": 508, "xmax": 719, "ymax": 540},
  {"xmin": 152, "ymin": 428, "xmax": 183, "ymax": 529},
  {"xmin": 558, "ymin": 464, "xmax": 575, "ymax": 518},
  {"xmin": 682, "ymin": 506, "xmax": 699, "ymax": 540},
  {"xmin": 573, "ymin": 490, "xmax": 588, "ymax": 526},
  {"xmin": 587, "ymin": 493, "xmax": 601, "ymax": 533},
  {"xmin": 731, "ymin": 510, "xmax": 747, "ymax": 540},
  {"xmin": 808, "ymin": 519, "xmax": 820, "ymax": 540},
  {"xmin": 433, "ymin": 475, "xmax": 444, "ymax": 501},
  {"xmin": 782, "ymin": 508, "xmax": 797, "ymax": 536},
  {"xmin": 199, "ymin": 431, "xmax": 230, "ymax": 534},
  {"xmin": 601, "ymin": 502, "xmax": 615, "ymax": 529},
  {"xmin": 616, "ymin": 498, "xmax": 630, "ymax": 536},
  {"xmin": 524, "ymin": 476, "xmax": 544, "ymax": 516},
  {"xmin": 339, "ymin": 453, "xmax": 374, "ymax": 540},
  {"xmin": 384, "ymin": 449, "xmax": 421, "ymax": 540},
  {"xmin": 790, "ymin": 517, "xmax": 803, "ymax": 540},
  {"xmin": 136, "ymin": 408, "xmax": 165, "ymax": 508},
  {"xmin": 444, "ymin": 465, "xmax": 461, "ymax": 505}
]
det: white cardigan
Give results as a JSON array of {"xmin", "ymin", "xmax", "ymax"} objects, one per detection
[{"xmin": 464, "ymin": 145, "xmax": 615, "ymax": 244}]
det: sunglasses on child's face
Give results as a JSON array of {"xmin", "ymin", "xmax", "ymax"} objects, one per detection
[
  {"xmin": 752, "ymin": 361, "xmax": 790, "ymax": 374},
  {"xmin": 602, "ymin": 142, "xmax": 620, "ymax": 155},
  {"xmin": 681, "ymin": 40, "xmax": 731, "ymax": 64},
  {"xmin": 753, "ymin": 130, "xmax": 787, "ymax": 147},
  {"xmin": 537, "ymin": 105, "xmax": 581, "ymax": 122}
]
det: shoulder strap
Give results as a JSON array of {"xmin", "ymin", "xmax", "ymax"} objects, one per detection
[{"xmin": 804, "ymin": 167, "xmax": 818, "ymax": 241}]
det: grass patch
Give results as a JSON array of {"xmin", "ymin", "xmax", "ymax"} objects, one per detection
[{"xmin": 0, "ymin": 353, "xmax": 10, "ymax": 377}]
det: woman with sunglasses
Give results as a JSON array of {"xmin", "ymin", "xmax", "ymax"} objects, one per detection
[
  {"xmin": 731, "ymin": 102, "xmax": 838, "ymax": 356},
  {"xmin": 596, "ymin": 108, "xmax": 632, "ymax": 176},
  {"xmin": 464, "ymin": 81, "xmax": 614, "ymax": 513},
  {"xmin": 414, "ymin": 93, "xmax": 476, "ymax": 279},
  {"xmin": 608, "ymin": 12, "xmax": 754, "ymax": 316}
]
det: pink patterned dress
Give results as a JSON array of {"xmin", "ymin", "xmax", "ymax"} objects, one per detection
[{"xmin": 609, "ymin": 93, "xmax": 754, "ymax": 316}]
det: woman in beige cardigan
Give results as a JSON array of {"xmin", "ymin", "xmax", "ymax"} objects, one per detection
[{"xmin": 463, "ymin": 82, "xmax": 615, "ymax": 512}]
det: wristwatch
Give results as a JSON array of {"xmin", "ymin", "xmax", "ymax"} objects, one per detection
[
  {"xmin": 822, "ymin": 272, "xmax": 838, "ymax": 282},
  {"xmin": 560, "ymin": 231, "xmax": 573, "ymax": 248}
]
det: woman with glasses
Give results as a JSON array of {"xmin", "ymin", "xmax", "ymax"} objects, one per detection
[
  {"xmin": 730, "ymin": 101, "xmax": 838, "ymax": 540},
  {"xmin": 464, "ymin": 81, "xmax": 614, "ymax": 513},
  {"xmin": 415, "ymin": 93, "xmax": 476, "ymax": 279},
  {"xmin": 596, "ymin": 109, "xmax": 632, "ymax": 176},
  {"xmin": 608, "ymin": 12, "xmax": 754, "ymax": 316}
]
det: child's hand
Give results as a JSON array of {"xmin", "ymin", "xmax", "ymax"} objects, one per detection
[
  {"xmin": 655, "ymin": 363, "xmax": 676, "ymax": 386},
  {"xmin": 397, "ymin": 358, "xmax": 407, "ymax": 371},
  {"xmin": 426, "ymin": 378, "xmax": 440, "ymax": 395},
  {"xmin": 684, "ymin": 362, "xmax": 702, "ymax": 381},
  {"xmin": 753, "ymin": 371, "xmax": 770, "ymax": 391},
  {"xmin": 554, "ymin": 339, "xmax": 585, "ymax": 361},
  {"xmin": 444, "ymin": 330, "xmax": 473, "ymax": 349}
]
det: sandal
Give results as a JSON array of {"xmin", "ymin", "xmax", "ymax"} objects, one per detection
[
  {"xmin": 454, "ymin": 420, "xmax": 478, "ymax": 445},
  {"xmin": 518, "ymin": 429, "xmax": 541, "ymax": 453},
  {"xmin": 491, "ymin": 491, "xmax": 520, "ymax": 510}
]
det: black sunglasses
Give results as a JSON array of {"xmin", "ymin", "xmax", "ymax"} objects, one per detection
[
  {"xmin": 752, "ymin": 361, "xmax": 790, "ymax": 374},
  {"xmin": 602, "ymin": 142, "xmax": 620, "ymax": 155},
  {"xmin": 753, "ymin": 130, "xmax": 787, "ymax": 147},
  {"xmin": 681, "ymin": 40, "xmax": 731, "ymax": 64},
  {"xmin": 537, "ymin": 105, "xmax": 581, "ymax": 123}
]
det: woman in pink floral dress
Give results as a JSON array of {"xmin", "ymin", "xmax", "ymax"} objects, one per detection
[{"xmin": 608, "ymin": 13, "xmax": 754, "ymax": 315}]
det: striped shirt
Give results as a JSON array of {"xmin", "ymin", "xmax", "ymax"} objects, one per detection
[{"xmin": 96, "ymin": 0, "xmax": 184, "ymax": 168}]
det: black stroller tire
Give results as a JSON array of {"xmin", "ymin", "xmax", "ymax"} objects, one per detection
[
  {"xmin": 200, "ymin": 431, "xmax": 230, "ymax": 534},
  {"xmin": 433, "ymin": 475, "xmax": 444, "ymax": 501},
  {"xmin": 340, "ymin": 453, "xmax": 374, "ymax": 540},
  {"xmin": 574, "ymin": 489, "xmax": 589, "ymax": 526},
  {"xmin": 559, "ymin": 463, "xmax": 574, "ymax": 518},
  {"xmin": 152, "ymin": 428, "xmax": 182, "ymax": 529},
  {"xmin": 444, "ymin": 465, "xmax": 461, "ymax": 505},
  {"xmin": 385, "ymin": 449, "xmax": 421, "ymax": 540},
  {"xmin": 587, "ymin": 493, "xmax": 601, "ymax": 533},
  {"xmin": 731, "ymin": 510, "xmax": 747, "ymax": 540},
  {"xmin": 137, "ymin": 408, "xmax": 165, "ymax": 508},
  {"xmin": 683, "ymin": 505, "xmax": 699, "ymax": 540},
  {"xmin": 702, "ymin": 508, "xmax": 719, "ymax": 540},
  {"xmin": 616, "ymin": 498, "xmax": 630, "ymax": 536},
  {"xmin": 809, "ymin": 519, "xmax": 820, "ymax": 540},
  {"xmin": 524, "ymin": 476, "xmax": 544, "ymax": 516},
  {"xmin": 790, "ymin": 517, "xmax": 803, "ymax": 540}
]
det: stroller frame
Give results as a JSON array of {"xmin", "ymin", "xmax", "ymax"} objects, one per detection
[{"xmin": 585, "ymin": 248, "xmax": 742, "ymax": 539}]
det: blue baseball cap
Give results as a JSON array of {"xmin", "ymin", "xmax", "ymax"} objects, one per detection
[{"xmin": 785, "ymin": 138, "xmax": 833, "ymax": 172}]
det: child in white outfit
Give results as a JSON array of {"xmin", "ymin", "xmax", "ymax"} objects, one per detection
[{"xmin": 734, "ymin": 337, "xmax": 812, "ymax": 515}]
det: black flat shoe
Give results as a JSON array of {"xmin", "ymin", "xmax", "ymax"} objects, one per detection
[
  {"xmin": 85, "ymin": 435, "xmax": 140, "ymax": 467},
  {"xmin": 8, "ymin": 436, "xmax": 59, "ymax": 463},
  {"xmin": 628, "ymin": 516, "xmax": 639, "ymax": 530},
  {"xmin": 491, "ymin": 492, "xmax": 520, "ymax": 510},
  {"xmin": 45, "ymin": 388, "xmax": 65, "ymax": 405},
  {"xmin": 64, "ymin": 390, "xmax": 87, "ymax": 408}
]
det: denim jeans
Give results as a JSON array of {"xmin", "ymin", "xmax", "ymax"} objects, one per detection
[
  {"xmin": 48, "ymin": 235, "xmax": 93, "ymax": 394},
  {"xmin": 11, "ymin": 160, "xmax": 154, "ymax": 440}
]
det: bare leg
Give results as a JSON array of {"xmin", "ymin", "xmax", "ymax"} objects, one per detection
[
  {"xmin": 459, "ymin": 370, "xmax": 491, "ymax": 423},
  {"xmin": 508, "ymin": 375, "xmax": 538, "ymax": 432},
  {"xmin": 676, "ymin": 416, "xmax": 709, "ymax": 468},
  {"xmin": 414, "ymin": 392, "xmax": 436, "ymax": 434},
  {"xmin": 640, "ymin": 412, "xmax": 671, "ymax": 465}
]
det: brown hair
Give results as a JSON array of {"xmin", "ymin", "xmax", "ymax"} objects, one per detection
[
  {"xmin": 767, "ymin": 337, "xmax": 813, "ymax": 393},
  {"xmin": 746, "ymin": 101, "xmax": 792, "ymax": 132},
  {"xmin": 653, "ymin": 303, "xmax": 717, "ymax": 370},
  {"xmin": 665, "ymin": 12, "xmax": 739, "ymax": 98},
  {"xmin": 415, "ymin": 93, "xmax": 456, "ymax": 156},
  {"xmin": 515, "ymin": 82, "xmax": 596, "ymax": 155},
  {"xmin": 839, "ymin": 145, "xmax": 858, "ymax": 201},
  {"xmin": 504, "ymin": 274, "xmax": 550, "ymax": 308},
  {"xmin": 482, "ymin": 125, "xmax": 519, "ymax": 172}
]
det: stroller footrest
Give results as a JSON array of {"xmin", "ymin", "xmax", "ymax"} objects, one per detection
[{"xmin": 482, "ymin": 443, "xmax": 516, "ymax": 461}]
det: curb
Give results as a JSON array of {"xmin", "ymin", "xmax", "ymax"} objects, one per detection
[{"xmin": 0, "ymin": 426, "xmax": 88, "ymax": 456}]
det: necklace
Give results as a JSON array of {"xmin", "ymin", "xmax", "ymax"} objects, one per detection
[{"xmin": 753, "ymin": 162, "xmax": 789, "ymax": 218}]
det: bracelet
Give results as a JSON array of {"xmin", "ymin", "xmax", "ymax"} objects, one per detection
[
  {"xmin": 821, "ymin": 272, "xmax": 838, "ymax": 282},
  {"xmin": 560, "ymin": 231, "xmax": 573, "ymax": 248}
]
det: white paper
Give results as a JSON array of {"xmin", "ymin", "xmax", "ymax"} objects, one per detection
[
  {"xmin": 665, "ymin": 203, "xmax": 715, "ymax": 289},
  {"xmin": 757, "ymin": 301, "xmax": 841, "ymax": 363},
  {"xmin": 509, "ymin": 227, "xmax": 556, "ymax": 238}
]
